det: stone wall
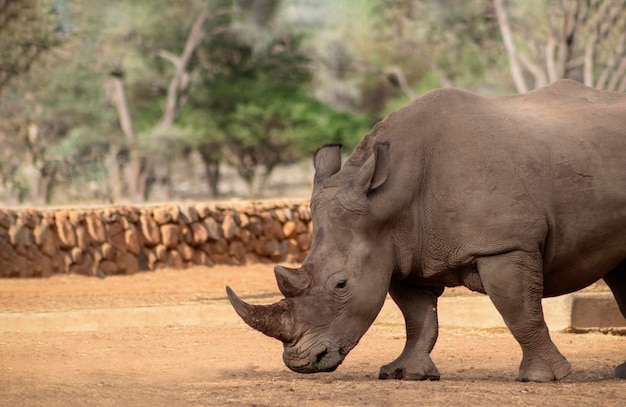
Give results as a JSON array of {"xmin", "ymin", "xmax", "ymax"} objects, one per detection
[{"xmin": 0, "ymin": 200, "xmax": 312, "ymax": 278}]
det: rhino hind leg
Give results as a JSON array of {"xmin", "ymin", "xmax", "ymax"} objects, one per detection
[
  {"xmin": 477, "ymin": 251, "xmax": 572, "ymax": 382},
  {"xmin": 378, "ymin": 282, "xmax": 443, "ymax": 381},
  {"xmin": 603, "ymin": 261, "xmax": 626, "ymax": 379}
]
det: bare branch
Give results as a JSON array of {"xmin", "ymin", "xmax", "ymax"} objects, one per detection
[
  {"xmin": 518, "ymin": 52, "xmax": 548, "ymax": 88},
  {"xmin": 493, "ymin": 0, "xmax": 528, "ymax": 93},
  {"xmin": 583, "ymin": 31, "xmax": 598, "ymax": 86},
  {"xmin": 155, "ymin": 50, "xmax": 181, "ymax": 68},
  {"xmin": 545, "ymin": 37, "xmax": 558, "ymax": 83},
  {"xmin": 157, "ymin": 2, "xmax": 210, "ymax": 130},
  {"xmin": 607, "ymin": 57, "xmax": 626, "ymax": 91}
]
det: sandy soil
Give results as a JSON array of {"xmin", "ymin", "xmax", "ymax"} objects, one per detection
[{"xmin": 1, "ymin": 265, "xmax": 625, "ymax": 406}]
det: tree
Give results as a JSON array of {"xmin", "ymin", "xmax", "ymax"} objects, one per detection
[
  {"xmin": 188, "ymin": 26, "xmax": 364, "ymax": 195},
  {"xmin": 184, "ymin": 0, "xmax": 369, "ymax": 197},
  {"xmin": 0, "ymin": 0, "xmax": 64, "ymax": 93},
  {"xmin": 494, "ymin": 0, "xmax": 626, "ymax": 92},
  {"xmin": 0, "ymin": 0, "xmax": 113, "ymax": 205},
  {"xmin": 102, "ymin": 0, "xmax": 218, "ymax": 202}
]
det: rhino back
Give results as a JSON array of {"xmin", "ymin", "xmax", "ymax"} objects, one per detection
[{"xmin": 349, "ymin": 81, "xmax": 626, "ymax": 295}]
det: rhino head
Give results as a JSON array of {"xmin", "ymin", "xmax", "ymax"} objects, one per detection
[{"xmin": 227, "ymin": 142, "xmax": 396, "ymax": 373}]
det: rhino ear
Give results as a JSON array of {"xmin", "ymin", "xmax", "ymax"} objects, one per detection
[
  {"xmin": 313, "ymin": 144, "xmax": 342, "ymax": 186},
  {"xmin": 354, "ymin": 142, "xmax": 390, "ymax": 194}
]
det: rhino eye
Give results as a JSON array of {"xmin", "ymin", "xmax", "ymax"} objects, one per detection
[{"xmin": 336, "ymin": 280, "xmax": 347, "ymax": 289}]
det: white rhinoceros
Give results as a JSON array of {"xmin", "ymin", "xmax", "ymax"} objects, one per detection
[{"xmin": 227, "ymin": 80, "xmax": 626, "ymax": 382}]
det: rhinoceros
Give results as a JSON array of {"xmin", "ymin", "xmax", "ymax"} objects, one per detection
[{"xmin": 226, "ymin": 79, "xmax": 626, "ymax": 382}]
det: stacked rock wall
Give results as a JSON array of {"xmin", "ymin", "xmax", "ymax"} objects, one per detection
[{"xmin": 0, "ymin": 200, "xmax": 311, "ymax": 278}]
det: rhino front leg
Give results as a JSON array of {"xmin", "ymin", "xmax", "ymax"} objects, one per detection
[
  {"xmin": 378, "ymin": 281, "xmax": 443, "ymax": 381},
  {"xmin": 477, "ymin": 251, "xmax": 571, "ymax": 382}
]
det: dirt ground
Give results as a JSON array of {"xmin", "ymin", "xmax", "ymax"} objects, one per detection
[{"xmin": 1, "ymin": 265, "xmax": 625, "ymax": 406}]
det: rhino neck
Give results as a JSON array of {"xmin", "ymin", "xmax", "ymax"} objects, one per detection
[{"xmin": 388, "ymin": 209, "xmax": 424, "ymax": 281}]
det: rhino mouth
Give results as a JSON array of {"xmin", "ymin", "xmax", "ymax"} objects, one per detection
[{"xmin": 285, "ymin": 345, "xmax": 346, "ymax": 373}]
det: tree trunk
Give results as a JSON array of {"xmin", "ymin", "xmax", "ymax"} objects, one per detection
[
  {"xmin": 493, "ymin": 0, "xmax": 528, "ymax": 93},
  {"xmin": 198, "ymin": 145, "xmax": 221, "ymax": 197},
  {"xmin": 104, "ymin": 143, "xmax": 123, "ymax": 203},
  {"xmin": 107, "ymin": 75, "xmax": 145, "ymax": 203}
]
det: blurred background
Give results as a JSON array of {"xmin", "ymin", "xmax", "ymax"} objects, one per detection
[{"xmin": 0, "ymin": 0, "xmax": 624, "ymax": 206}]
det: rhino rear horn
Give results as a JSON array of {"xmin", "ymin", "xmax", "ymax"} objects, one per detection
[
  {"xmin": 313, "ymin": 144, "xmax": 342, "ymax": 186},
  {"xmin": 226, "ymin": 286, "xmax": 294, "ymax": 343},
  {"xmin": 274, "ymin": 265, "xmax": 311, "ymax": 297}
]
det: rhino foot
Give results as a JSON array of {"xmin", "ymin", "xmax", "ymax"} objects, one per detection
[
  {"xmin": 519, "ymin": 356, "xmax": 571, "ymax": 382},
  {"xmin": 378, "ymin": 358, "xmax": 440, "ymax": 381},
  {"xmin": 615, "ymin": 361, "xmax": 626, "ymax": 379}
]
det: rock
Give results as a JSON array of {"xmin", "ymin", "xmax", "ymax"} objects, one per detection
[
  {"xmin": 297, "ymin": 205, "xmax": 311, "ymax": 222},
  {"xmin": 101, "ymin": 208, "xmax": 119, "ymax": 223},
  {"xmin": 153, "ymin": 207, "xmax": 172, "ymax": 225},
  {"xmin": 189, "ymin": 222, "xmax": 209, "ymax": 245},
  {"xmin": 101, "ymin": 243, "xmax": 116, "ymax": 261},
  {"xmin": 297, "ymin": 234, "xmax": 312, "ymax": 252},
  {"xmin": 167, "ymin": 249, "xmax": 184, "ymax": 269},
  {"xmin": 155, "ymin": 244, "xmax": 168, "ymax": 263},
  {"xmin": 105, "ymin": 221, "xmax": 126, "ymax": 251},
  {"xmin": 204, "ymin": 217, "xmax": 223, "ymax": 241},
  {"xmin": 209, "ymin": 209, "xmax": 223, "ymax": 223},
  {"xmin": 125, "ymin": 206, "xmax": 141, "ymax": 224},
  {"xmin": 117, "ymin": 251, "xmax": 139, "ymax": 274},
  {"xmin": 179, "ymin": 206, "xmax": 199, "ymax": 224},
  {"xmin": 75, "ymin": 225, "xmax": 91, "ymax": 250},
  {"xmin": 70, "ymin": 251, "xmax": 94, "ymax": 276},
  {"xmin": 55, "ymin": 212, "xmax": 76, "ymax": 250},
  {"xmin": 71, "ymin": 247, "xmax": 84, "ymax": 265},
  {"xmin": 19, "ymin": 210, "xmax": 39, "ymax": 229},
  {"xmin": 145, "ymin": 248, "xmax": 158, "ymax": 270},
  {"xmin": 265, "ymin": 220, "xmax": 284, "ymax": 241},
  {"xmin": 229, "ymin": 241, "xmax": 247, "ymax": 264},
  {"xmin": 63, "ymin": 252, "xmax": 73, "ymax": 273},
  {"xmin": 160, "ymin": 224, "xmax": 180, "ymax": 249},
  {"xmin": 195, "ymin": 202, "xmax": 212, "ymax": 219},
  {"xmin": 248, "ymin": 216, "xmax": 263, "ymax": 237},
  {"xmin": 239, "ymin": 213, "xmax": 250, "ymax": 229},
  {"xmin": 180, "ymin": 225, "xmax": 194, "ymax": 245},
  {"xmin": 294, "ymin": 219, "xmax": 309, "ymax": 234},
  {"xmin": 140, "ymin": 213, "xmax": 161, "ymax": 247},
  {"xmin": 86, "ymin": 214, "xmax": 106, "ymax": 244},
  {"xmin": 273, "ymin": 209, "xmax": 287, "ymax": 223},
  {"xmin": 125, "ymin": 224, "xmax": 141, "ymax": 255},
  {"xmin": 34, "ymin": 219, "xmax": 58, "ymax": 257},
  {"xmin": 265, "ymin": 239, "xmax": 282, "ymax": 261},
  {"xmin": 210, "ymin": 238, "xmax": 229, "ymax": 255},
  {"xmin": 0, "ymin": 209, "xmax": 14, "ymax": 229},
  {"xmin": 68, "ymin": 210, "xmax": 85, "ymax": 226},
  {"xmin": 239, "ymin": 229, "xmax": 251, "ymax": 245},
  {"xmin": 99, "ymin": 260, "xmax": 119, "ymax": 276},
  {"xmin": 222, "ymin": 214, "xmax": 241, "ymax": 240},
  {"xmin": 177, "ymin": 242, "xmax": 194, "ymax": 262},
  {"xmin": 9, "ymin": 222, "xmax": 33, "ymax": 255},
  {"xmin": 282, "ymin": 221, "xmax": 296, "ymax": 239}
]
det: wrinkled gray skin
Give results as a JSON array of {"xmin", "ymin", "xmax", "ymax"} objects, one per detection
[{"xmin": 227, "ymin": 80, "xmax": 626, "ymax": 382}]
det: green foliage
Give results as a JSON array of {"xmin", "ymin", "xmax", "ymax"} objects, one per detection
[
  {"xmin": 188, "ymin": 23, "xmax": 369, "ymax": 191},
  {"xmin": 0, "ymin": 0, "xmax": 65, "ymax": 91},
  {"xmin": 3, "ymin": 0, "xmax": 622, "ymax": 204}
]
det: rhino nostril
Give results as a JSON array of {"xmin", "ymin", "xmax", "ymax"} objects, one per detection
[{"xmin": 314, "ymin": 349, "xmax": 329, "ymax": 368}]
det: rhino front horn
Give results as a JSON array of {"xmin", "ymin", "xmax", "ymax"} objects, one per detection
[{"xmin": 225, "ymin": 286, "xmax": 294, "ymax": 343}]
